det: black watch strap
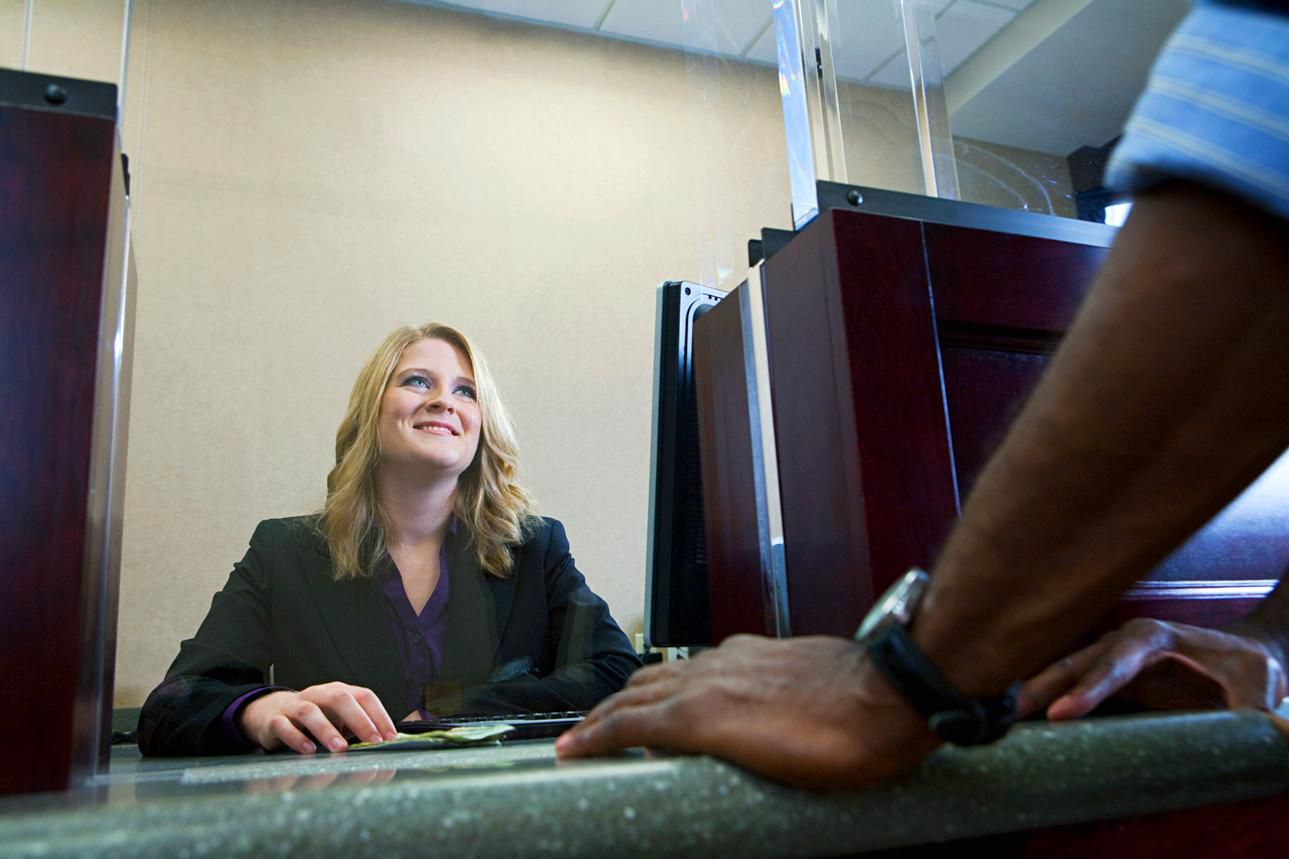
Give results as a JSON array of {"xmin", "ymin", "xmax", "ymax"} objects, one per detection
[{"xmin": 865, "ymin": 622, "xmax": 1019, "ymax": 745}]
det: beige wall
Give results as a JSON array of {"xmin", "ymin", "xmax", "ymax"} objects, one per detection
[
  {"xmin": 8, "ymin": 0, "xmax": 1074, "ymax": 706},
  {"xmin": 106, "ymin": 0, "xmax": 792, "ymax": 705},
  {"xmin": 0, "ymin": 1, "xmax": 23, "ymax": 69},
  {"xmin": 0, "ymin": 0, "xmax": 124, "ymax": 82}
]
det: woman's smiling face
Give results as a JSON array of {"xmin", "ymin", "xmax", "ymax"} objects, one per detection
[{"xmin": 377, "ymin": 337, "xmax": 482, "ymax": 481}]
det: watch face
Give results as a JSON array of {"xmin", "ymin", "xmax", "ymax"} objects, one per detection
[
  {"xmin": 857, "ymin": 613, "xmax": 893, "ymax": 643},
  {"xmin": 855, "ymin": 569, "xmax": 929, "ymax": 642}
]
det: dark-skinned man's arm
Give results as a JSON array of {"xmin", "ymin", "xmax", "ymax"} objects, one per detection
[{"xmin": 911, "ymin": 181, "xmax": 1289, "ymax": 704}]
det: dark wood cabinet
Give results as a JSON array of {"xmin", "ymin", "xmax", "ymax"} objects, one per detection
[
  {"xmin": 0, "ymin": 70, "xmax": 135, "ymax": 795},
  {"xmin": 701, "ymin": 194, "xmax": 1285, "ymax": 640}
]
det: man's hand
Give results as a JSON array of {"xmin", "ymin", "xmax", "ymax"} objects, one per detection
[
  {"xmin": 1020, "ymin": 618, "xmax": 1288, "ymax": 721},
  {"xmin": 237, "ymin": 682, "xmax": 400, "ymax": 753},
  {"xmin": 555, "ymin": 635, "xmax": 939, "ymax": 789}
]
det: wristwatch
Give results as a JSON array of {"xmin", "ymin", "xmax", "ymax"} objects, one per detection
[{"xmin": 855, "ymin": 568, "xmax": 1019, "ymax": 745}]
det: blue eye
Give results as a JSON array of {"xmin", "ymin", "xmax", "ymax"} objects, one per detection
[
  {"xmin": 402, "ymin": 374, "xmax": 431, "ymax": 390},
  {"xmin": 454, "ymin": 384, "xmax": 477, "ymax": 401}
]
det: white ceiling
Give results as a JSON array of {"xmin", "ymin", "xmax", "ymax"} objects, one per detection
[
  {"xmin": 409, "ymin": 0, "xmax": 1038, "ymax": 82},
  {"xmin": 402, "ymin": 0, "xmax": 1188, "ymax": 156},
  {"xmin": 949, "ymin": 0, "xmax": 1191, "ymax": 153}
]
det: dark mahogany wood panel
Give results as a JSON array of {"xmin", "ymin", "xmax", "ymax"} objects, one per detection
[
  {"xmin": 760, "ymin": 210, "xmax": 958, "ymax": 636},
  {"xmin": 0, "ymin": 104, "xmax": 115, "ymax": 795},
  {"xmin": 925, "ymin": 222, "xmax": 1107, "ymax": 333},
  {"xmin": 928, "ymin": 216, "xmax": 1288, "ymax": 629},
  {"xmin": 694, "ymin": 288, "xmax": 773, "ymax": 641},
  {"xmin": 870, "ymin": 790, "xmax": 1289, "ymax": 858},
  {"xmin": 939, "ymin": 347, "xmax": 1048, "ymax": 498},
  {"xmin": 1013, "ymin": 791, "xmax": 1289, "ymax": 859},
  {"xmin": 745, "ymin": 204, "xmax": 1287, "ymax": 643},
  {"xmin": 1091, "ymin": 594, "xmax": 1263, "ymax": 635}
]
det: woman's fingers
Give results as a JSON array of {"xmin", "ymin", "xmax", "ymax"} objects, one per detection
[
  {"xmin": 286, "ymin": 700, "xmax": 350, "ymax": 752},
  {"xmin": 268, "ymin": 711, "xmax": 318, "ymax": 755},
  {"xmin": 311, "ymin": 685, "xmax": 393, "ymax": 745},
  {"xmin": 351, "ymin": 686, "xmax": 399, "ymax": 741},
  {"xmin": 252, "ymin": 683, "xmax": 398, "ymax": 752}
]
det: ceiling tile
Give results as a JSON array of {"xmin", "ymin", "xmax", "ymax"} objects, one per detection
[
  {"xmin": 427, "ymin": 0, "xmax": 610, "ymax": 30},
  {"xmin": 744, "ymin": 0, "xmax": 961, "ymax": 79},
  {"xmin": 951, "ymin": 0, "xmax": 1190, "ymax": 154},
  {"xmin": 744, "ymin": 19, "xmax": 777, "ymax": 64},
  {"xmin": 864, "ymin": 0, "xmax": 1011, "ymax": 88},
  {"xmin": 936, "ymin": 0, "xmax": 1016, "ymax": 74},
  {"xmin": 829, "ymin": 0, "xmax": 955, "ymax": 82},
  {"xmin": 832, "ymin": 0, "xmax": 907, "ymax": 81},
  {"xmin": 600, "ymin": 0, "xmax": 772, "ymax": 56},
  {"xmin": 866, "ymin": 49, "xmax": 909, "ymax": 88}
]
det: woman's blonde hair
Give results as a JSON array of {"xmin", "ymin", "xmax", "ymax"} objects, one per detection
[{"xmin": 321, "ymin": 322, "xmax": 536, "ymax": 579}]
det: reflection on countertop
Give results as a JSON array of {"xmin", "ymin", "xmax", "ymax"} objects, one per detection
[{"xmin": 1, "ymin": 711, "xmax": 1287, "ymax": 858}]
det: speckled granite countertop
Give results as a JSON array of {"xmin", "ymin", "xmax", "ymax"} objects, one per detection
[{"xmin": 1, "ymin": 711, "xmax": 1286, "ymax": 858}]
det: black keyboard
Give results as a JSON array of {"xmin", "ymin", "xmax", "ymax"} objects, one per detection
[{"xmin": 396, "ymin": 710, "xmax": 585, "ymax": 742}]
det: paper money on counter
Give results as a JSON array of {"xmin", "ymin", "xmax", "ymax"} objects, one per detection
[{"xmin": 348, "ymin": 723, "xmax": 514, "ymax": 752}]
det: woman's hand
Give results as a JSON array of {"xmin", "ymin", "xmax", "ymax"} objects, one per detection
[
  {"xmin": 1020, "ymin": 618, "xmax": 1288, "ymax": 720},
  {"xmin": 237, "ymin": 682, "xmax": 400, "ymax": 753}
]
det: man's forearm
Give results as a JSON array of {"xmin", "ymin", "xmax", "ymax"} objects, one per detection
[{"xmin": 913, "ymin": 183, "xmax": 1289, "ymax": 697}]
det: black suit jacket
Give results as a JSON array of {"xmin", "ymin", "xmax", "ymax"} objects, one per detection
[{"xmin": 138, "ymin": 516, "xmax": 640, "ymax": 755}]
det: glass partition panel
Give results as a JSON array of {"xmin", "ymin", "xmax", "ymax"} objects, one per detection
[
  {"xmin": 777, "ymin": 0, "xmax": 1191, "ymax": 223},
  {"xmin": 2, "ymin": 0, "xmax": 131, "ymax": 105},
  {"xmin": 101, "ymin": 0, "xmax": 789, "ymax": 754},
  {"xmin": 832, "ymin": 0, "xmax": 961, "ymax": 199},
  {"xmin": 677, "ymin": 0, "xmax": 792, "ymax": 287},
  {"xmin": 776, "ymin": 0, "xmax": 960, "ymax": 225},
  {"xmin": 4, "ymin": 1, "xmax": 792, "ymax": 754},
  {"xmin": 0, "ymin": 1, "xmax": 26, "ymax": 70},
  {"xmin": 947, "ymin": 0, "xmax": 1189, "ymax": 219}
]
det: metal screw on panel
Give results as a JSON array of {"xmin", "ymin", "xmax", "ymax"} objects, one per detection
[
  {"xmin": 846, "ymin": 190, "xmax": 864, "ymax": 206},
  {"xmin": 44, "ymin": 85, "xmax": 68, "ymax": 105}
]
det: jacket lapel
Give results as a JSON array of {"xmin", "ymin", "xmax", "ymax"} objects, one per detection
[
  {"xmin": 437, "ymin": 532, "xmax": 517, "ymax": 686},
  {"xmin": 301, "ymin": 542, "xmax": 407, "ymax": 709}
]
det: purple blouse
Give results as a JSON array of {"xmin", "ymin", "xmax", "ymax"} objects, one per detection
[{"xmin": 377, "ymin": 538, "xmax": 452, "ymax": 719}]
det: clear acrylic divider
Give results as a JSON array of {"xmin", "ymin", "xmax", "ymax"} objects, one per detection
[
  {"xmin": 774, "ymin": 0, "xmax": 1191, "ymax": 223},
  {"xmin": 2, "ymin": 0, "xmax": 132, "ymax": 115},
  {"xmin": 680, "ymin": 0, "xmax": 793, "ymax": 290}
]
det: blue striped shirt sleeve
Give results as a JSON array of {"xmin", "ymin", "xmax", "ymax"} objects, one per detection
[{"xmin": 1106, "ymin": 1, "xmax": 1289, "ymax": 221}]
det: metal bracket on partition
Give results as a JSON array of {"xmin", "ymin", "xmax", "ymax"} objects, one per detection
[
  {"xmin": 747, "ymin": 228, "xmax": 796, "ymax": 267},
  {"xmin": 816, "ymin": 180, "xmax": 1119, "ymax": 247},
  {"xmin": 742, "ymin": 262, "xmax": 791, "ymax": 638},
  {"xmin": 0, "ymin": 68, "xmax": 116, "ymax": 120}
]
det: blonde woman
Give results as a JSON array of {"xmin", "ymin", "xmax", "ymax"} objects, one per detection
[{"xmin": 139, "ymin": 323, "xmax": 640, "ymax": 755}]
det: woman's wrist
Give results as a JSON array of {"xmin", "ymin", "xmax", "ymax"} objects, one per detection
[{"xmin": 236, "ymin": 689, "xmax": 292, "ymax": 745}]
